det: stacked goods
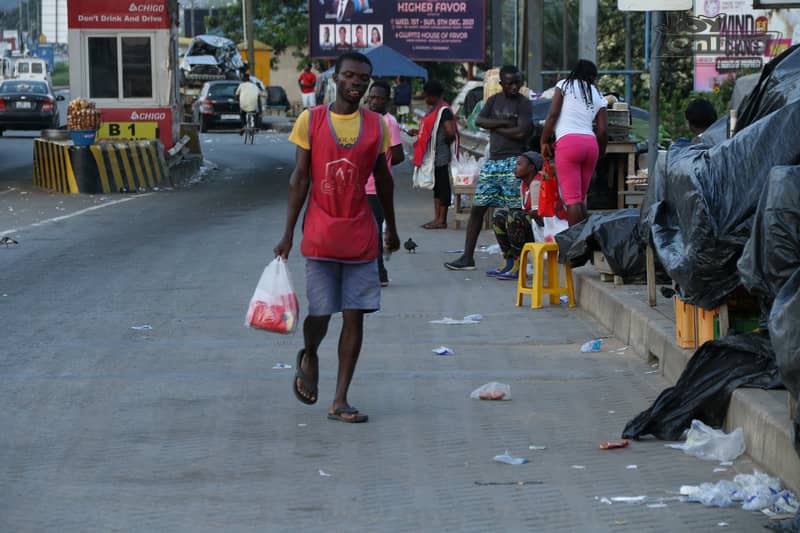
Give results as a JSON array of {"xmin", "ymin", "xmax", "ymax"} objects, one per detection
[{"xmin": 67, "ymin": 98, "xmax": 102, "ymax": 131}]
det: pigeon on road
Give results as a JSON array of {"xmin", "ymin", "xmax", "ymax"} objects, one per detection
[
  {"xmin": 404, "ymin": 238, "xmax": 418, "ymax": 253},
  {"xmin": 0, "ymin": 236, "xmax": 18, "ymax": 247}
]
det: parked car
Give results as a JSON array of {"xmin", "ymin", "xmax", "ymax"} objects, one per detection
[
  {"xmin": 0, "ymin": 79, "xmax": 63, "ymax": 135},
  {"xmin": 192, "ymin": 80, "xmax": 244, "ymax": 132},
  {"xmin": 14, "ymin": 58, "xmax": 50, "ymax": 84}
]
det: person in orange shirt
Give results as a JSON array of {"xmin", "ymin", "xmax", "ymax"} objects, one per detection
[{"xmin": 298, "ymin": 63, "xmax": 317, "ymax": 109}]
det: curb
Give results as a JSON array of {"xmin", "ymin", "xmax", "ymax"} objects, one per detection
[{"xmin": 573, "ymin": 266, "xmax": 800, "ymax": 494}]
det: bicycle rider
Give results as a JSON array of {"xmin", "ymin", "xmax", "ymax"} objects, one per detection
[{"xmin": 236, "ymin": 72, "xmax": 261, "ymax": 136}]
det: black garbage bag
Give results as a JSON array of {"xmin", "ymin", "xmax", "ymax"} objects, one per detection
[
  {"xmin": 622, "ymin": 332, "xmax": 782, "ymax": 441},
  {"xmin": 555, "ymin": 209, "xmax": 646, "ymax": 279},
  {"xmin": 739, "ymin": 166, "xmax": 800, "ymax": 312},
  {"xmin": 769, "ymin": 269, "xmax": 800, "ymax": 459},
  {"xmin": 736, "ymin": 44, "xmax": 800, "ymax": 132},
  {"xmin": 641, "ymin": 100, "xmax": 800, "ymax": 310}
]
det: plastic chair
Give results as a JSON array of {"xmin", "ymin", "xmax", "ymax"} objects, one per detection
[{"xmin": 516, "ymin": 242, "xmax": 576, "ymax": 309}]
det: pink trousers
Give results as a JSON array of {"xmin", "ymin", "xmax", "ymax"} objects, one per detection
[{"xmin": 554, "ymin": 133, "xmax": 599, "ymax": 205}]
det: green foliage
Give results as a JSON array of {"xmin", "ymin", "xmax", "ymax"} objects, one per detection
[
  {"xmin": 658, "ymin": 76, "xmax": 736, "ymax": 143},
  {"xmin": 52, "ymin": 62, "xmax": 69, "ymax": 87}
]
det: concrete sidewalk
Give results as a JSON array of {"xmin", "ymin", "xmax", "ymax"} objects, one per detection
[{"xmin": 574, "ymin": 267, "xmax": 800, "ymax": 495}]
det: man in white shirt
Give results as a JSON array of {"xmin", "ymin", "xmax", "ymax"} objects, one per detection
[{"xmin": 235, "ymin": 73, "xmax": 261, "ymax": 135}]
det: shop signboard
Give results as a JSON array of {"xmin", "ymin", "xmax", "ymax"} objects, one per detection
[
  {"xmin": 309, "ymin": 0, "xmax": 486, "ymax": 62},
  {"xmin": 688, "ymin": 0, "xmax": 800, "ymax": 91},
  {"xmin": 68, "ymin": 0, "xmax": 171, "ymax": 30},
  {"xmin": 98, "ymin": 108, "xmax": 173, "ymax": 147}
]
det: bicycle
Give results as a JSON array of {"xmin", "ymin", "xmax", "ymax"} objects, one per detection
[{"xmin": 243, "ymin": 111, "xmax": 257, "ymax": 144}]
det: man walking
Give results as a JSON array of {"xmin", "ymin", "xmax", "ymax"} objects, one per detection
[
  {"xmin": 274, "ymin": 52, "xmax": 400, "ymax": 423},
  {"xmin": 445, "ymin": 65, "xmax": 532, "ymax": 270},
  {"xmin": 298, "ymin": 63, "xmax": 317, "ymax": 110}
]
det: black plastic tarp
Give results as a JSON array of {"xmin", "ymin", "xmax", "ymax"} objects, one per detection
[
  {"xmin": 622, "ymin": 332, "xmax": 782, "ymax": 441},
  {"xmin": 554, "ymin": 209, "xmax": 646, "ymax": 279},
  {"xmin": 736, "ymin": 44, "xmax": 800, "ymax": 132},
  {"xmin": 769, "ymin": 270, "xmax": 800, "ymax": 459},
  {"xmin": 640, "ymin": 100, "xmax": 800, "ymax": 310},
  {"xmin": 738, "ymin": 165, "xmax": 800, "ymax": 311}
]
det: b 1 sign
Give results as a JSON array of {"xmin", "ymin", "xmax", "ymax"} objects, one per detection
[{"xmin": 619, "ymin": 0, "xmax": 692, "ymax": 10}]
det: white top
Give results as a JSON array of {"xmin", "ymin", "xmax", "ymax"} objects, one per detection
[
  {"xmin": 236, "ymin": 82, "xmax": 261, "ymax": 113},
  {"xmin": 554, "ymin": 79, "xmax": 606, "ymax": 141}
]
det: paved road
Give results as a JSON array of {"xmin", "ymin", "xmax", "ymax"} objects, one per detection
[{"xmin": 0, "ymin": 130, "xmax": 772, "ymax": 532}]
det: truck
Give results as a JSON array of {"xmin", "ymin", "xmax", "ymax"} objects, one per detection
[{"xmin": 179, "ymin": 35, "xmax": 245, "ymax": 121}]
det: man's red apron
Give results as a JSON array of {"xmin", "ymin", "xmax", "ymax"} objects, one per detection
[{"xmin": 301, "ymin": 105, "xmax": 383, "ymax": 262}]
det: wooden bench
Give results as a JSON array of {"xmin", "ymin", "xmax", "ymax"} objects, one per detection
[{"xmin": 453, "ymin": 184, "xmax": 493, "ymax": 230}]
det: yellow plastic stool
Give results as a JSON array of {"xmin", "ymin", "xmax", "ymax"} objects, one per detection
[{"xmin": 516, "ymin": 242, "xmax": 576, "ymax": 309}]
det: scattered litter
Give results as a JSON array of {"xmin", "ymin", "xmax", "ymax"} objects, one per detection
[
  {"xmin": 720, "ymin": 461, "xmax": 734, "ymax": 466},
  {"xmin": 718, "ymin": 523, "xmax": 729, "ymax": 527},
  {"xmin": 666, "ymin": 420, "xmax": 745, "ymax": 462},
  {"xmin": 614, "ymin": 520, "xmax": 627, "ymax": 525},
  {"xmin": 475, "ymin": 480, "xmax": 543, "ymax": 486},
  {"xmin": 430, "ymin": 314, "xmax": 482, "ymax": 325},
  {"xmin": 560, "ymin": 295, "xmax": 569, "ymax": 304},
  {"xmin": 626, "ymin": 465, "xmax": 638, "ymax": 470},
  {"xmin": 445, "ymin": 249, "xmax": 464, "ymax": 254},
  {"xmin": 647, "ymin": 503, "xmax": 668, "ymax": 508},
  {"xmin": 599, "ymin": 497, "xmax": 613, "ymax": 505},
  {"xmin": 610, "ymin": 496, "xmax": 647, "ymax": 504},
  {"xmin": 493, "ymin": 451, "xmax": 528, "ymax": 465},
  {"xmin": 679, "ymin": 470, "xmax": 795, "ymax": 512},
  {"xmin": 714, "ymin": 468, "xmax": 728, "ymax": 473},
  {"xmin": 580, "ymin": 339, "xmax": 602, "ymax": 352},
  {"xmin": 608, "ymin": 410, "xmax": 616, "ymax": 414},
  {"xmin": 130, "ymin": 325, "xmax": 153, "ymax": 331},
  {"xmin": 465, "ymin": 278, "xmax": 471, "ymax": 281},
  {"xmin": 479, "ymin": 244, "xmax": 501, "ymax": 254},
  {"xmin": 571, "ymin": 465, "xmax": 586, "ymax": 469},
  {"xmin": 297, "ymin": 423, "xmax": 307, "ymax": 427},
  {"xmin": 644, "ymin": 370, "xmax": 659, "ymax": 374},
  {"xmin": 528, "ymin": 445, "xmax": 547, "ymax": 450},
  {"xmin": 318, "ymin": 469, "xmax": 332, "ymax": 477},
  {"xmin": 432, "ymin": 346, "xmax": 455, "ymax": 355},
  {"xmin": 616, "ymin": 347, "xmax": 629, "ymax": 352},
  {"xmin": 470, "ymin": 382, "xmax": 511, "ymax": 401},
  {"xmin": 272, "ymin": 363, "xmax": 292, "ymax": 369},
  {"xmin": 599, "ymin": 439, "xmax": 629, "ymax": 450}
]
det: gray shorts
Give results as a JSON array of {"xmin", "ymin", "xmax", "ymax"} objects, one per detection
[{"xmin": 305, "ymin": 259, "xmax": 381, "ymax": 316}]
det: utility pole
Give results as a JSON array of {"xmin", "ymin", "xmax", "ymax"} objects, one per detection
[
  {"xmin": 525, "ymin": 0, "xmax": 544, "ymax": 93},
  {"xmin": 578, "ymin": 0, "xmax": 597, "ymax": 64},
  {"xmin": 491, "ymin": 0, "xmax": 502, "ymax": 66},
  {"xmin": 562, "ymin": 0, "xmax": 569, "ymax": 70},
  {"xmin": 245, "ymin": 0, "xmax": 254, "ymax": 75},
  {"xmin": 647, "ymin": 11, "xmax": 663, "ymax": 183}
]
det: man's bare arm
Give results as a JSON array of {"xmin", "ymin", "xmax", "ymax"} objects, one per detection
[{"xmin": 373, "ymin": 154, "xmax": 400, "ymax": 253}]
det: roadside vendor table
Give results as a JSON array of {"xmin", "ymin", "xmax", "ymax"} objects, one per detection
[{"xmin": 606, "ymin": 141, "xmax": 638, "ymax": 208}]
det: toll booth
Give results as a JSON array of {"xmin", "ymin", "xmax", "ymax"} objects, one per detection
[{"xmin": 67, "ymin": 0, "xmax": 180, "ymax": 151}]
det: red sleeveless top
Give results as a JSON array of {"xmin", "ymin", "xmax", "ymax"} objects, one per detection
[{"xmin": 301, "ymin": 105, "xmax": 384, "ymax": 262}]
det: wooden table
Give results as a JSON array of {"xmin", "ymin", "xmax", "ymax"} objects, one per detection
[{"xmin": 605, "ymin": 141, "xmax": 638, "ymax": 209}]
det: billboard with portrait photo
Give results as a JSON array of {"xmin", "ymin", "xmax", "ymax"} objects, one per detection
[{"xmin": 309, "ymin": 0, "xmax": 486, "ymax": 62}]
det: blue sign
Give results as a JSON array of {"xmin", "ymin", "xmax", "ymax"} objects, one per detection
[
  {"xmin": 310, "ymin": 0, "xmax": 486, "ymax": 62},
  {"xmin": 32, "ymin": 43, "xmax": 55, "ymax": 73}
]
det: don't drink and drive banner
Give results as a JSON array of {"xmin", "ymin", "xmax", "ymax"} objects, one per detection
[{"xmin": 309, "ymin": 0, "xmax": 485, "ymax": 62}]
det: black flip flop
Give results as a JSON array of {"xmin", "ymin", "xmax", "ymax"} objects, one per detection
[
  {"xmin": 327, "ymin": 406, "xmax": 368, "ymax": 423},
  {"xmin": 293, "ymin": 349, "xmax": 317, "ymax": 405}
]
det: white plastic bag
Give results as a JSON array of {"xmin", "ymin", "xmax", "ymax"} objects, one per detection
[
  {"xmin": 470, "ymin": 382, "xmax": 511, "ymax": 401},
  {"xmin": 413, "ymin": 154, "xmax": 435, "ymax": 190},
  {"xmin": 451, "ymin": 154, "xmax": 481, "ymax": 186},
  {"xmin": 542, "ymin": 216, "xmax": 569, "ymax": 243},
  {"xmin": 245, "ymin": 258, "xmax": 299, "ymax": 334},
  {"xmin": 666, "ymin": 419, "xmax": 745, "ymax": 462}
]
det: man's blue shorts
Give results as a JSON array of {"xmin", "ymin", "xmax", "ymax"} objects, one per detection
[
  {"xmin": 474, "ymin": 156, "xmax": 522, "ymax": 209},
  {"xmin": 305, "ymin": 259, "xmax": 380, "ymax": 316}
]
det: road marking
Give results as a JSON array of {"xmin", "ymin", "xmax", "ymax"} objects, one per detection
[{"xmin": 0, "ymin": 194, "xmax": 152, "ymax": 235}]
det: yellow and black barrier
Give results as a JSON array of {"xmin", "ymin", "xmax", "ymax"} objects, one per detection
[
  {"xmin": 33, "ymin": 139, "xmax": 80, "ymax": 194},
  {"xmin": 90, "ymin": 141, "xmax": 169, "ymax": 194},
  {"xmin": 33, "ymin": 139, "xmax": 170, "ymax": 194}
]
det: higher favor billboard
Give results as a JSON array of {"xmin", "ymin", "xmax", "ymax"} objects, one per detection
[{"xmin": 309, "ymin": 0, "xmax": 486, "ymax": 62}]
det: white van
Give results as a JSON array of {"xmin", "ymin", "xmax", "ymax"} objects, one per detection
[{"xmin": 14, "ymin": 58, "xmax": 50, "ymax": 84}]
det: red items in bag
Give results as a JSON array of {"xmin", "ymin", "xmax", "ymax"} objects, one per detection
[
  {"xmin": 538, "ymin": 159, "xmax": 560, "ymax": 218},
  {"xmin": 245, "ymin": 258, "xmax": 299, "ymax": 334}
]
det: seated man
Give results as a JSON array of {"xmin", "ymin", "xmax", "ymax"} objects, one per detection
[
  {"xmin": 685, "ymin": 98, "xmax": 718, "ymax": 144},
  {"xmin": 487, "ymin": 151, "xmax": 544, "ymax": 280}
]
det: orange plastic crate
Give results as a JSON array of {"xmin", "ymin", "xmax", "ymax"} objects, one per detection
[{"xmin": 674, "ymin": 296, "xmax": 697, "ymax": 349}]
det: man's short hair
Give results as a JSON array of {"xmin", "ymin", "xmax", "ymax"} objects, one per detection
[
  {"xmin": 423, "ymin": 79, "xmax": 444, "ymax": 97},
  {"xmin": 370, "ymin": 79, "xmax": 390, "ymax": 95},
  {"xmin": 334, "ymin": 51, "xmax": 372, "ymax": 74},
  {"xmin": 685, "ymin": 98, "xmax": 718, "ymax": 130},
  {"xmin": 500, "ymin": 65, "xmax": 519, "ymax": 78}
]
